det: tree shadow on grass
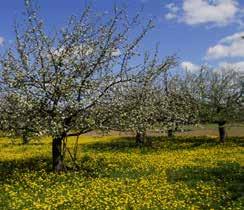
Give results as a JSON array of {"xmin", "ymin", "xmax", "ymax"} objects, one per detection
[
  {"xmin": 166, "ymin": 161, "xmax": 244, "ymax": 203},
  {"xmin": 83, "ymin": 137, "xmax": 139, "ymax": 152},
  {"xmin": 83, "ymin": 136, "xmax": 244, "ymax": 153},
  {"xmin": 0, "ymin": 154, "xmax": 158, "ymax": 184},
  {"xmin": 1, "ymin": 136, "xmax": 243, "ymax": 183},
  {"xmin": 224, "ymin": 136, "xmax": 244, "ymax": 146},
  {"xmin": 0, "ymin": 157, "xmax": 53, "ymax": 184}
]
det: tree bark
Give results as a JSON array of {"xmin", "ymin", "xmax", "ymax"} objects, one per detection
[
  {"xmin": 218, "ymin": 121, "xmax": 226, "ymax": 143},
  {"xmin": 22, "ymin": 134, "xmax": 29, "ymax": 144},
  {"xmin": 136, "ymin": 131, "xmax": 145, "ymax": 146},
  {"xmin": 52, "ymin": 136, "xmax": 64, "ymax": 172},
  {"xmin": 167, "ymin": 129, "xmax": 174, "ymax": 138},
  {"xmin": 175, "ymin": 126, "xmax": 178, "ymax": 132}
]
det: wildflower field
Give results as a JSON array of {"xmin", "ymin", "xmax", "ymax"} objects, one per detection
[{"xmin": 1, "ymin": 134, "xmax": 244, "ymax": 210}]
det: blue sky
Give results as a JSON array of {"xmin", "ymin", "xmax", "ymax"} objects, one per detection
[{"xmin": 1, "ymin": 0, "xmax": 244, "ymax": 72}]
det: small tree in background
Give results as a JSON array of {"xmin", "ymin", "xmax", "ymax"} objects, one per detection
[
  {"xmin": 106, "ymin": 55, "xmax": 178, "ymax": 145},
  {"xmin": 189, "ymin": 66, "xmax": 243, "ymax": 143},
  {"xmin": 106, "ymin": 56, "xmax": 200, "ymax": 144},
  {"xmin": 157, "ymin": 71, "xmax": 199, "ymax": 137}
]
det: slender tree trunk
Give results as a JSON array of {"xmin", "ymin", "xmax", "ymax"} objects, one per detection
[
  {"xmin": 52, "ymin": 136, "xmax": 64, "ymax": 172},
  {"xmin": 22, "ymin": 133, "xmax": 29, "ymax": 144},
  {"xmin": 175, "ymin": 123, "xmax": 179, "ymax": 132},
  {"xmin": 136, "ymin": 131, "xmax": 145, "ymax": 146},
  {"xmin": 145, "ymin": 137, "xmax": 152, "ymax": 147},
  {"xmin": 167, "ymin": 129, "xmax": 173, "ymax": 138},
  {"xmin": 218, "ymin": 121, "xmax": 226, "ymax": 143}
]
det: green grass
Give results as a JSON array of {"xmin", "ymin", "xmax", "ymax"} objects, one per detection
[{"xmin": 0, "ymin": 135, "xmax": 244, "ymax": 209}]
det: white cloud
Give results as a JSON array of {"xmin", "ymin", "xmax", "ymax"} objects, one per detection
[
  {"xmin": 206, "ymin": 31, "xmax": 244, "ymax": 59},
  {"xmin": 181, "ymin": 61, "xmax": 201, "ymax": 72},
  {"xmin": 0, "ymin": 36, "xmax": 4, "ymax": 46},
  {"xmin": 181, "ymin": 60, "xmax": 244, "ymax": 74},
  {"xmin": 165, "ymin": 0, "xmax": 240, "ymax": 27},
  {"xmin": 218, "ymin": 61, "xmax": 244, "ymax": 73},
  {"xmin": 165, "ymin": 13, "xmax": 177, "ymax": 20},
  {"xmin": 165, "ymin": 3, "xmax": 179, "ymax": 20},
  {"xmin": 220, "ymin": 31, "xmax": 244, "ymax": 43},
  {"xmin": 165, "ymin": 3, "xmax": 179, "ymax": 13},
  {"xmin": 183, "ymin": 0, "xmax": 238, "ymax": 26}
]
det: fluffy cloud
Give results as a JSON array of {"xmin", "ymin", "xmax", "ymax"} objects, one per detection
[
  {"xmin": 165, "ymin": 3, "xmax": 180, "ymax": 13},
  {"xmin": 206, "ymin": 32, "xmax": 244, "ymax": 59},
  {"xmin": 165, "ymin": 3, "xmax": 179, "ymax": 20},
  {"xmin": 165, "ymin": 0, "xmax": 240, "ymax": 26},
  {"xmin": 181, "ymin": 60, "xmax": 244, "ymax": 74},
  {"xmin": 165, "ymin": 13, "xmax": 178, "ymax": 20},
  {"xmin": 218, "ymin": 61, "xmax": 244, "ymax": 73},
  {"xmin": 181, "ymin": 61, "xmax": 201, "ymax": 72},
  {"xmin": 0, "ymin": 36, "xmax": 4, "ymax": 46},
  {"xmin": 182, "ymin": 0, "xmax": 238, "ymax": 26}
]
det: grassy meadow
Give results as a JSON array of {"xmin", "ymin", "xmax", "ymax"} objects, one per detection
[{"xmin": 0, "ymin": 125, "xmax": 244, "ymax": 209}]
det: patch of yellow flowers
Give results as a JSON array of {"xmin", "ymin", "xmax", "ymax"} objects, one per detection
[{"xmin": 0, "ymin": 136, "xmax": 244, "ymax": 209}]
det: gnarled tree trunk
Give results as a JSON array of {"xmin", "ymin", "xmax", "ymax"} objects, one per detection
[
  {"xmin": 52, "ymin": 136, "xmax": 64, "ymax": 172},
  {"xmin": 218, "ymin": 121, "xmax": 226, "ymax": 143}
]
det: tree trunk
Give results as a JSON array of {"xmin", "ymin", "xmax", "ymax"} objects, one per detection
[
  {"xmin": 136, "ymin": 131, "xmax": 145, "ymax": 146},
  {"xmin": 174, "ymin": 127, "xmax": 178, "ymax": 132},
  {"xmin": 22, "ymin": 134, "xmax": 29, "ymax": 144},
  {"xmin": 218, "ymin": 122, "xmax": 226, "ymax": 143},
  {"xmin": 167, "ymin": 129, "xmax": 173, "ymax": 138},
  {"xmin": 52, "ymin": 136, "xmax": 64, "ymax": 172}
]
